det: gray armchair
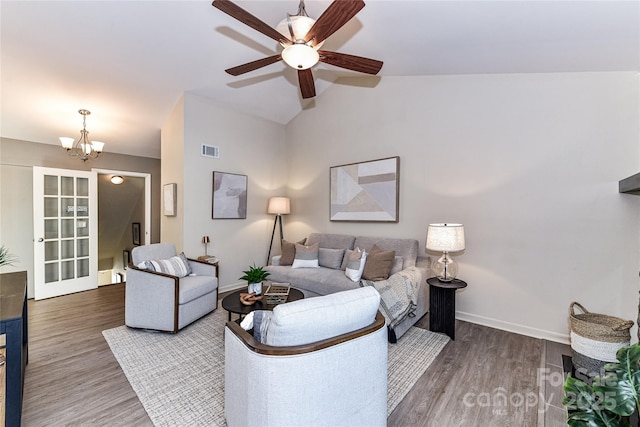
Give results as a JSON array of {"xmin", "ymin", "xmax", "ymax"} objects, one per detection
[
  {"xmin": 224, "ymin": 287, "xmax": 387, "ymax": 427},
  {"xmin": 126, "ymin": 242, "xmax": 218, "ymax": 333}
]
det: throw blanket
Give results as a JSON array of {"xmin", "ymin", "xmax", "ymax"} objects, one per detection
[{"xmin": 360, "ymin": 266, "xmax": 422, "ymax": 329}]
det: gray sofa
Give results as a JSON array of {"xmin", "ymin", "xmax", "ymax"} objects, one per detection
[{"xmin": 265, "ymin": 233, "xmax": 430, "ymax": 342}]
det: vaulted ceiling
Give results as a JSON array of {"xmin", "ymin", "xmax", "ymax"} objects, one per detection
[{"xmin": 1, "ymin": 1, "xmax": 638, "ymax": 159}]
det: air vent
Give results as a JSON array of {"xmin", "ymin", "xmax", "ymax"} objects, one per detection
[{"xmin": 201, "ymin": 144, "xmax": 220, "ymax": 159}]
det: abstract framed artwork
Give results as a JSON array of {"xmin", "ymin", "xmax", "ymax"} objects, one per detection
[
  {"xmin": 212, "ymin": 171, "xmax": 247, "ymax": 219},
  {"xmin": 330, "ymin": 156, "xmax": 400, "ymax": 222}
]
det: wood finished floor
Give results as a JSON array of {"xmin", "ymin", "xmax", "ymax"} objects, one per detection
[{"xmin": 21, "ymin": 284, "xmax": 570, "ymax": 426}]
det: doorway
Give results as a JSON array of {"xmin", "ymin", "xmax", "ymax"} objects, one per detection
[{"xmin": 93, "ymin": 169, "xmax": 151, "ymax": 285}]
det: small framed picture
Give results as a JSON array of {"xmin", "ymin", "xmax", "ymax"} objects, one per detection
[
  {"xmin": 132, "ymin": 222, "xmax": 141, "ymax": 246},
  {"xmin": 123, "ymin": 249, "xmax": 130, "ymax": 269},
  {"xmin": 163, "ymin": 183, "xmax": 177, "ymax": 216}
]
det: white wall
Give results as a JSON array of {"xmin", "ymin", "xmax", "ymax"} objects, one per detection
[
  {"xmin": 285, "ymin": 72, "xmax": 640, "ymax": 343},
  {"xmin": 160, "ymin": 96, "xmax": 186, "ymax": 248},
  {"xmin": 176, "ymin": 93, "xmax": 287, "ymax": 290}
]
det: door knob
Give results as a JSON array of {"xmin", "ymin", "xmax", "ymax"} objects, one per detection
[{"xmin": 37, "ymin": 237, "xmax": 44, "ymax": 242}]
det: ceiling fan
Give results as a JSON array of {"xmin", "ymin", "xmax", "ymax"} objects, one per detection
[{"xmin": 212, "ymin": 0, "xmax": 383, "ymax": 99}]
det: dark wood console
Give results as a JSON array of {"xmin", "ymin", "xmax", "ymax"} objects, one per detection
[{"xmin": 0, "ymin": 271, "xmax": 28, "ymax": 427}]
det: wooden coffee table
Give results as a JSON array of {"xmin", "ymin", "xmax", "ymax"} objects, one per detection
[{"xmin": 222, "ymin": 287, "xmax": 304, "ymax": 321}]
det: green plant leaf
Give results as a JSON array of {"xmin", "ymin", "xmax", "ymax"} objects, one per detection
[
  {"xmin": 599, "ymin": 345, "xmax": 640, "ymax": 417},
  {"xmin": 238, "ymin": 263, "xmax": 270, "ymax": 283},
  {"xmin": 564, "ymin": 344, "xmax": 640, "ymax": 427},
  {"xmin": 0, "ymin": 245, "xmax": 17, "ymax": 267}
]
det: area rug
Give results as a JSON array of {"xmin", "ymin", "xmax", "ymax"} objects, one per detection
[{"xmin": 103, "ymin": 309, "xmax": 449, "ymax": 426}]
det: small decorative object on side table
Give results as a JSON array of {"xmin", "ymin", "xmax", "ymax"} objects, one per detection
[
  {"xmin": 222, "ymin": 286, "xmax": 304, "ymax": 322},
  {"xmin": 428, "ymin": 277, "xmax": 467, "ymax": 340},
  {"xmin": 264, "ymin": 283, "xmax": 291, "ymax": 305},
  {"xmin": 197, "ymin": 255, "xmax": 217, "ymax": 263}
]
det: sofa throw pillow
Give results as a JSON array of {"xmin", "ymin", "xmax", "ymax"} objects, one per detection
[
  {"xmin": 279, "ymin": 238, "xmax": 307, "ymax": 266},
  {"xmin": 345, "ymin": 247, "xmax": 367, "ymax": 282},
  {"xmin": 318, "ymin": 248, "xmax": 345, "ymax": 270},
  {"xmin": 362, "ymin": 244, "xmax": 396, "ymax": 281},
  {"xmin": 340, "ymin": 249, "xmax": 353, "ymax": 270},
  {"xmin": 146, "ymin": 253, "xmax": 192, "ymax": 278},
  {"xmin": 389, "ymin": 256, "xmax": 404, "ymax": 275},
  {"xmin": 177, "ymin": 252, "xmax": 193, "ymax": 275},
  {"xmin": 292, "ymin": 243, "xmax": 320, "ymax": 269}
]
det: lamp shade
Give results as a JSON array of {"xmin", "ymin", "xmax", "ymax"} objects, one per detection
[
  {"xmin": 426, "ymin": 223, "xmax": 465, "ymax": 252},
  {"xmin": 267, "ymin": 197, "xmax": 291, "ymax": 215}
]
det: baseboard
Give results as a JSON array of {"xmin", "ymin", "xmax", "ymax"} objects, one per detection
[
  {"xmin": 456, "ymin": 310, "xmax": 570, "ymax": 345},
  {"xmin": 219, "ymin": 282, "xmax": 245, "ymax": 294}
]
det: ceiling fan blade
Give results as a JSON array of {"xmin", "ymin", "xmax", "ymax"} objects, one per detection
[
  {"xmin": 318, "ymin": 51, "xmax": 383, "ymax": 75},
  {"xmin": 305, "ymin": 0, "xmax": 365, "ymax": 47},
  {"xmin": 212, "ymin": 0, "xmax": 291, "ymax": 45},
  {"xmin": 225, "ymin": 54, "xmax": 283, "ymax": 76},
  {"xmin": 297, "ymin": 69, "xmax": 316, "ymax": 99}
]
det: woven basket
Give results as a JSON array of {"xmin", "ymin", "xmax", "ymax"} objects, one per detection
[
  {"xmin": 569, "ymin": 302, "xmax": 633, "ymax": 376},
  {"xmin": 570, "ymin": 302, "xmax": 633, "ymax": 343}
]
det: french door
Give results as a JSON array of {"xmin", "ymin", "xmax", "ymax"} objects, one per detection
[{"xmin": 33, "ymin": 167, "xmax": 98, "ymax": 300}]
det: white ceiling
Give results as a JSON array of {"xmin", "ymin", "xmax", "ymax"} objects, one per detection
[{"xmin": 1, "ymin": 1, "xmax": 638, "ymax": 159}]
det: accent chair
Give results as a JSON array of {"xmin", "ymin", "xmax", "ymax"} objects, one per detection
[
  {"xmin": 126, "ymin": 242, "xmax": 218, "ymax": 333},
  {"xmin": 224, "ymin": 286, "xmax": 387, "ymax": 427}
]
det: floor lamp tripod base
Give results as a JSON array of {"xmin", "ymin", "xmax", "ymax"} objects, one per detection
[{"xmin": 266, "ymin": 215, "xmax": 284, "ymax": 265}]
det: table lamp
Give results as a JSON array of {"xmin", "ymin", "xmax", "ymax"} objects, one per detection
[
  {"xmin": 266, "ymin": 197, "xmax": 291, "ymax": 265},
  {"xmin": 202, "ymin": 235, "xmax": 211, "ymax": 256},
  {"xmin": 426, "ymin": 223, "xmax": 465, "ymax": 282}
]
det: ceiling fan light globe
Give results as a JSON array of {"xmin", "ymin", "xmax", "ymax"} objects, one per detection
[
  {"xmin": 282, "ymin": 44, "xmax": 319, "ymax": 70},
  {"xmin": 275, "ymin": 15, "xmax": 324, "ymax": 49}
]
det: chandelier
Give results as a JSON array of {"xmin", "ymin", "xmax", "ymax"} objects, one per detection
[{"xmin": 59, "ymin": 109, "xmax": 105, "ymax": 162}]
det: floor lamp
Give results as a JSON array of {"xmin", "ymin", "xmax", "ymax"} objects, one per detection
[{"xmin": 266, "ymin": 197, "xmax": 290, "ymax": 265}]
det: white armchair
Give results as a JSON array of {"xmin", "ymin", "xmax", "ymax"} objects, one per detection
[
  {"xmin": 126, "ymin": 243, "xmax": 218, "ymax": 333},
  {"xmin": 224, "ymin": 287, "xmax": 387, "ymax": 427}
]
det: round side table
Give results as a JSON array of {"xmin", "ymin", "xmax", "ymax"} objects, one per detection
[{"xmin": 427, "ymin": 277, "xmax": 467, "ymax": 340}]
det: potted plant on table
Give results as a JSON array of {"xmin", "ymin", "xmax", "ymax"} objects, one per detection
[{"xmin": 239, "ymin": 263, "xmax": 270, "ymax": 296}]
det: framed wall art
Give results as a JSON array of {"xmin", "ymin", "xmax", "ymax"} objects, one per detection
[
  {"xmin": 212, "ymin": 171, "xmax": 247, "ymax": 219},
  {"xmin": 123, "ymin": 249, "xmax": 130, "ymax": 269},
  {"xmin": 163, "ymin": 183, "xmax": 177, "ymax": 217},
  {"xmin": 330, "ymin": 156, "xmax": 399, "ymax": 222},
  {"xmin": 132, "ymin": 222, "xmax": 141, "ymax": 246}
]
